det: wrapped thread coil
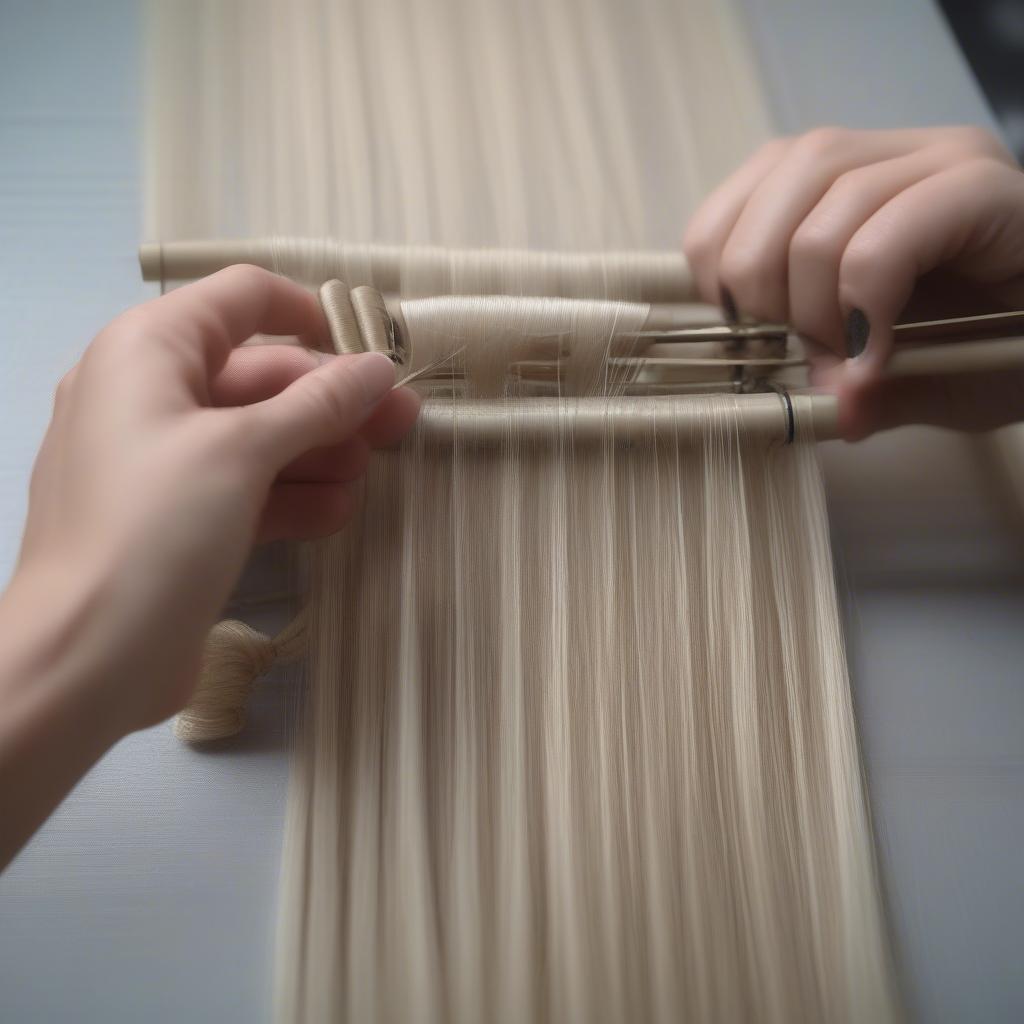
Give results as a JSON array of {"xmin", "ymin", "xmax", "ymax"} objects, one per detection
[{"xmin": 174, "ymin": 614, "xmax": 308, "ymax": 743}]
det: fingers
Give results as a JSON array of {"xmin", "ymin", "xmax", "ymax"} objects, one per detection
[
  {"xmin": 212, "ymin": 346, "xmax": 422, "ymax": 447},
  {"xmin": 715, "ymin": 129, "xmax": 929, "ymax": 324},
  {"xmin": 122, "ymin": 265, "xmax": 329, "ymax": 374},
  {"xmin": 683, "ymin": 138, "xmax": 791, "ymax": 306},
  {"xmin": 253, "ymin": 392, "xmax": 422, "ymax": 542},
  {"xmin": 247, "ymin": 350, "xmax": 397, "ymax": 468},
  {"xmin": 216, "ymin": 347, "xmax": 419, "ymax": 492},
  {"xmin": 787, "ymin": 147, "xmax": 956, "ymax": 353},
  {"xmin": 242, "ymin": 359, "xmax": 421, "ymax": 541},
  {"xmin": 682, "ymin": 126, "xmax": 1015, "ymax": 335},
  {"xmin": 684, "ymin": 128, "xmax": 921, "ymax": 316},
  {"xmin": 211, "ymin": 345, "xmax": 323, "ymax": 405},
  {"xmin": 837, "ymin": 158, "xmax": 1024, "ymax": 386},
  {"xmin": 684, "ymin": 124, "xmax": 1024, "ymax": 439},
  {"xmin": 361, "ymin": 387, "xmax": 422, "ymax": 447},
  {"xmin": 256, "ymin": 483, "xmax": 357, "ymax": 543}
]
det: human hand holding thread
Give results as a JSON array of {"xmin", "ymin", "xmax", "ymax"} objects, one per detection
[
  {"xmin": 683, "ymin": 126, "xmax": 1024, "ymax": 439},
  {"xmin": 0, "ymin": 265, "xmax": 419, "ymax": 865}
]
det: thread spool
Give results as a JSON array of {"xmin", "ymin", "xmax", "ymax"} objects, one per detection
[
  {"xmin": 319, "ymin": 280, "xmax": 407, "ymax": 363},
  {"xmin": 319, "ymin": 280, "xmax": 363, "ymax": 355},
  {"xmin": 174, "ymin": 615, "xmax": 307, "ymax": 743}
]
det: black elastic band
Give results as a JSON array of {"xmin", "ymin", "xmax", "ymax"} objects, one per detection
[
  {"xmin": 780, "ymin": 386, "xmax": 795, "ymax": 444},
  {"xmin": 764, "ymin": 382, "xmax": 795, "ymax": 445}
]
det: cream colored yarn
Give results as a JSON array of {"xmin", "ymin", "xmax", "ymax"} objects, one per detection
[
  {"xmin": 145, "ymin": 0, "xmax": 903, "ymax": 1021},
  {"xmin": 174, "ymin": 615, "xmax": 307, "ymax": 743}
]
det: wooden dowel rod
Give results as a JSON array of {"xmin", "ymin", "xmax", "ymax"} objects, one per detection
[
  {"xmin": 886, "ymin": 336, "xmax": 1024, "ymax": 378},
  {"xmin": 139, "ymin": 240, "xmax": 694, "ymax": 303},
  {"xmin": 411, "ymin": 393, "xmax": 839, "ymax": 447}
]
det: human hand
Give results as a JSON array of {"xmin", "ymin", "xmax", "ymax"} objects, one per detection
[
  {"xmin": 9, "ymin": 265, "xmax": 419, "ymax": 736},
  {"xmin": 682, "ymin": 126, "xmax": 1024, "ymax": 438}
]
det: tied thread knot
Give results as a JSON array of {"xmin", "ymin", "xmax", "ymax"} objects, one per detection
[{"xmin": 173, "ymin": 614, "xmax": 307, "ymax": 743}]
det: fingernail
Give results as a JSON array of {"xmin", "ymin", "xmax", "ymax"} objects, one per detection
[
  {"xmin": 845, "ymin": 308, "xmax": 870, "ymax": 358},
  {"xmin": 720, "ymin": 286, "xmax": 739, "ymax": 324},
  {"xmin": 349, "ymin": 351, "xmax": 396, "ymax": 405}
]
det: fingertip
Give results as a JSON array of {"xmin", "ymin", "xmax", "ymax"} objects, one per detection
[
  {"xmin": 391, "ymin": 384, "xmax": 423, "ymax": 422},
  {"xmin": 833, "ymin": 371, "xmax": 883, "ymax": 441},
  {"xmin": 353, "ymin": 352, "xmax": 398, "ymax": 400},
  {"xmin": 361, "ymin": 385, "xmax": 422, "ymax": 448},
  {"xmin": 310, "ymin": 350, "xmax": 396, "ymax": 407},
  {"xmin": 254, "ymin": 350, "xmax": 399, "ymax": 465}
]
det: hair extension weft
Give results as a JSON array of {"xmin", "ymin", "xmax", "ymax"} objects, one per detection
[
  {"xmin": 275, "ymin": 393, "xmax": 900, "ymax": 1023},
  {"xmin": 143, "ymin": 0, "xmax": 902, "ymax": 1019}
]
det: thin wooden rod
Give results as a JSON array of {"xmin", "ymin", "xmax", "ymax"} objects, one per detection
[
  {"xmin": 894, "ymin": 310, "xmax": 1024, "ymax": 343},
  {"xmin": 887, "ymin": 335, "xmax": 1024, "ymax": 378},
  {"xmin": 411, "ymin": 393, "xmax": 839, "ymax": 447},
  {"xmin": 139, "ymin": 239, "xmax": 694, "ymax": 303}
]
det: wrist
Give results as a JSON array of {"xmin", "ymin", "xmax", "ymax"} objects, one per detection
[
  {"xmin": 0, "ymin": 557, "xmax": 135, "ymax": 750},
  {"xmin": 0, "ymin": 559, "xmax": 135, "ymax": 867}
]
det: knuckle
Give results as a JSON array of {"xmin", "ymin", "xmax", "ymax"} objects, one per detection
[
  {"xmin": 718, "ymin": 243, "xmax": 786, "ymax": 320},
  {"xmin": 88, "ymin": 326, "xmax": 134, "ymax": 365},
  {"xmin": 718, "ymin": 245, "xmax": 770, "ymax": 297},
  {"xmin": 98, "ymin": 308, "xmax": 183, "ymax": 360},
  {"xmin": 789, "ymin": 219, "xmax": 842, "ymax": 269},
  {"xmin": 948, "ymin": 124, "xmax": 1008, "ymax": 160},
  {"xmin": 681, "ymin": 224, "xmax": 713, "ymax": 266},
  {"xmin": 102, "ymin": 306, "xmax": 149, "ymax": 341},
  {"xmin": 794, "ymin": 126, "xmax": 849, "ymax": 162},
  {"xmin": 183, "ymin": 304, "xmax": 227, "ymax": 346},
  {"xmin": 823, "ymin": 167, "xmax": 863, "ymax": 203},
  {"xmin": 956, "ymin": 154, "xmax": 1015, "ymax": 189},
  {"xmin": 98, "ymin": 304, "xmax": 190, "ymax": 358},
  {"xmin": 838, "ymin": 236, "xmax": 879, "ymax": 290},
  {"xmin": 754, "ymin": 136, "xmax": 791, "ymax": 162},
  {"xmin": 51, "ymin": 368, "xmax": 76, "ymax": 409},
  {"xmin": 219, "ymin": 262, "xmax": 271, "ymax": 289}
]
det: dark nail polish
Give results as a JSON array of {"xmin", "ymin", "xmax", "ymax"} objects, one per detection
[
  {"xmin": 845, "ymin": 308, "xmax": 870, "ymax": 358},
  {"xmin": 720, "ymin": 286, "xmax": 738, "ymax": 324}
]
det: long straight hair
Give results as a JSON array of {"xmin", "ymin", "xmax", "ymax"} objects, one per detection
[{"xmin": 145, "ymin": 1, "xmax": 902, "ymax": 1020}]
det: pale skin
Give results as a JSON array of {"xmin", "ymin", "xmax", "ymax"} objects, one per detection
[
  {"xmin": 683, "ymin": 125, "xmax": 1024, "ymax": 438},
  {"xmin": 0, "ymin": 265, "xmax": 420, "ymax": 868},
  {"xmin": 2, "ymin": 126, "xmax": 1024, "ymax": 869}
]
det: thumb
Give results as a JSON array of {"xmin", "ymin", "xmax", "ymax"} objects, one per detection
[{"xmin": 249, "ymin": 351, "xmax": 396, "ymax": 466}]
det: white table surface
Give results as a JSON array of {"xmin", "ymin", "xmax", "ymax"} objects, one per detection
[{"xmin": 1, "ymin": 1, "xmax": 1022, "ymax": 1021}]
